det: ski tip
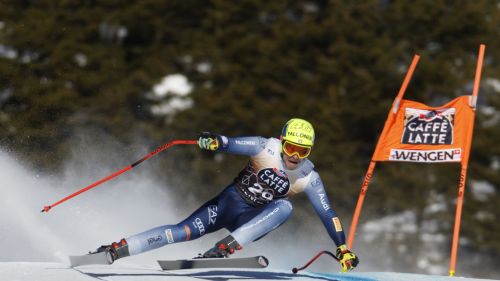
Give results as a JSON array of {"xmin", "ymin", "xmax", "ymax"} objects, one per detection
[
  {"xmin": 69, "ymin": 251, "xmax": 113, "ymax": 267},
  {"xmin": 41, "ymin": 206, "xmax": 51, "ymax": 213},
  {"xmin": 257, "ymin": 256, "xmax": 269, "ymax": 268}
]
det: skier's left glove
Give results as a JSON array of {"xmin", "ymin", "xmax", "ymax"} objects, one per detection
[
  {"xmin": 198, "ymin": 132, "xmax": 220, "ymax": 151},
  {"xmin": 335, "ymin": 244, "xmax": 359, "ymax": 272}
]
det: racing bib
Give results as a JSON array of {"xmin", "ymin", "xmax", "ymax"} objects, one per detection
[{"xmin": 234, "ymin": 163, "xmax": 290, "ymax": 206}]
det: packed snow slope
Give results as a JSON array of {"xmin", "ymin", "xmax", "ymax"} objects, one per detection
[
  {"xmin": 0, "ymin": 262, "xmax": 499, "ymax": 281},
  {"xmin": 1, "ymin": 142, "xmax": 498, "ymax": 280}
]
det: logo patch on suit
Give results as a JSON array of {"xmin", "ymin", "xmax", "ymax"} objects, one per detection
[
  {"xmin": 236, "ymin": 166, "xmax": 291, "ymax": 205},
  {"xmin": 257, "ymin": 168, "xmax": 290, "ymax": 196}
]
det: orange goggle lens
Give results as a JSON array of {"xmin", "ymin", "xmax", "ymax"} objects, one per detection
[{"xmin": 282, "ymin": 141, "xmax": 312, "ymax": 158}]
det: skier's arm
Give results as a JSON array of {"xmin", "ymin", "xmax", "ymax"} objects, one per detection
[
  {"xmin": 303, "ymin": 172, "xmax": 346, "ymax": 247},
  {"xmin": 198, "ymin": 133, "xmax": 267, "ymax": 156},
  {"xmin": 304, "ymin": 172, "xmax": 359, "ymax": 271}
]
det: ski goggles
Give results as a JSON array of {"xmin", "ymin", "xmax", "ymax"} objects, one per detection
[{"xmin": 282, "ymin": 141, "xmax": 312, "ymax": 159}]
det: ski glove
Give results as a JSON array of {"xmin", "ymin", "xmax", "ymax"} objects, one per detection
[
  {"xmin": 198, "ymin": 132, "xmax": 220, "ymax": 151},
  {"xmin": 335, "ymin": 244, "xmax": 359, "ymax": 272}
]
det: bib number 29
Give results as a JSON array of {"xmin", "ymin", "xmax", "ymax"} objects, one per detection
[{"xmin": 248, "ymin": 183, "xmax": 273, "ymax": 201}]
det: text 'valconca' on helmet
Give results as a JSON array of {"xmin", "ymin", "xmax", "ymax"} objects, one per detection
[{"xmin": 280, "ymin": 118, "xmax": 315, "ymax": 158}]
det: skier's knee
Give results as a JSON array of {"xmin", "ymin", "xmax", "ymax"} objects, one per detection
[{"xmin": 275, "ymin": 199, "xmax": 293, "ymax": 218}]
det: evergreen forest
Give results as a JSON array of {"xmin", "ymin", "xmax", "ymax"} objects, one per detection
[{"xmin": 0, "ymin": 0, "xmax": 499, "ymax": 277}]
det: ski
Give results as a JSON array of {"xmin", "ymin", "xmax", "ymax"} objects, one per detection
[
  {"xmin": 157, "ymin": 255, "xmax": 269, "ymax": 270},
  {"xmin": 69, "ymin": 251, "xmax": 112, "ymax": 267}
]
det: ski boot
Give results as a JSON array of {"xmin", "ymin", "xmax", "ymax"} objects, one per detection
[
  {"xmin": 93, "ymin": 238, "xmax": 130, "ymax": 264},
  {"xmin": 201, "ymin": 235, "xmax": 242, "ymax": 258}
]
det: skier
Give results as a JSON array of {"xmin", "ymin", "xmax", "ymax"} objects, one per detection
[{"xmin": 94, "ymin": 118, "xmax": 359, "ymax": 272}]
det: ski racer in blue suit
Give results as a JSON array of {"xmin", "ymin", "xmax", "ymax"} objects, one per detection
[{"xmin": 95, "ymin": 118, "xmax": 359, "ymax": 272}]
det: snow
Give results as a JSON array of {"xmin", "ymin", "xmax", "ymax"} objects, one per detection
[
  {"xmin": 1, "ymin": 262, "xmax": 499, "ymax": 281},
  {"xmin": 0, "ymin": 44, "xmax": 18, "ymax": 59},
  {"xmin": 362, "ymin": 211, "xmax": 418, "ymax": 243},
  {"xmin": 0, "ymin": 145, "xmax": 353, "ymax": 274},
  {"xmin": 485, "ymin": 78, "xmax": 500, "ymax": 93},
  {"xmin": 149, "ymin": 74, "xmax": 194, "ymax": 117},
  {"xmin": 0, "ymin": 138, "xmax": 497, "ymax": 280},
  {"xmin": 152, "ymin": 74, "xmax": 192, "ymax": 98},
  {"xmin": 150, "ymin": 96, "xmax": 194, "ymax": 115},
  {"xmin": 470, "ymin": 180, "xmax": 496, "ymax": 201}
]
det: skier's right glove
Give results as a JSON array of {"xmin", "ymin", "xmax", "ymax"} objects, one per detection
[
  {"xmin": 198, "ymin": 132, "xmax": 220, "ymax": 151},
  {"xmin": 335, "ymin": 244, "xmax": 359, "ymax": 272}
]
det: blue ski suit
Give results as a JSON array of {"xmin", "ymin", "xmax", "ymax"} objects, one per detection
[{"xmin": 125, "ymin": 136, "xmax": 347, "ymax": 256}]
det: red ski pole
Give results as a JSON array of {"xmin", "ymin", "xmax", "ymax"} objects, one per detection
[
  {"xmin": 292, "ymin": 251, "xmax": 340, "ymax": 274},
  {"xmin": 41, "ymin": 139, "xmax": 198, "ymax": 213}
]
